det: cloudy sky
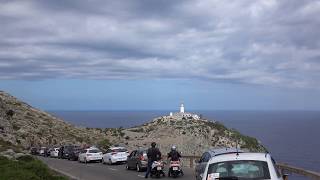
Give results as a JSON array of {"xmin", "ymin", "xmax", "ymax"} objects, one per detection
[{"xmin": 0, "ymin": 0, "xmax": 319, "ymax": 110}]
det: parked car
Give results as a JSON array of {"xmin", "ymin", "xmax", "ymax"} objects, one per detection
[
  {"xmin": 195, "ymin": 148, "xmax": 244, "ymax": 180},
  {"xmin": 102, "ymin": 147, "xmax": 129, "ymax": 165},
  {"xmin": 201, "ymin": 152, "xmax": 284, "ymax": 180},
  {"xmin": 30, "ymin": 147, "xmax": 38, "ymax": 155},
  {"xmin": 62, "ymin": 145, "xmax": 80, "ymax": 160},
  {"xmin": 78, "ymin": 148, "xmax": 103, "ymax": 163},
  {"xmin": 46, "ymin": 148, "xmax": 53, "ymax": 157},
  {"xmin": 39, "ymin": 147, "xmax": 48, "ymax": 156},
  {"xmin": 58, "ymin": 146, "xmax": 64, "ymax": 159},
  {"xmin": 126, "ymin": 148, "xmax": 148, "ymax": 171},
  {"xmin": 50, "ymin": 147, "xmax": 60, "ymax": 158},
  {"xmin": 66, "ymin": 146, "xmax": 83, "ymax": 161}
]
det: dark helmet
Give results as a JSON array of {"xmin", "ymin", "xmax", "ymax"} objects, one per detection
[{"xmin": 151, "ymin": 142, "xmax": 156, "ymax": 147}]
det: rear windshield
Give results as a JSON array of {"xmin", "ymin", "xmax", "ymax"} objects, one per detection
[
  {"xmin": 206, "ymin": 160, "xmax": 270, "ymax": 180},
  {"xmin": 113, "ymin": 148, "xmax": 127, "ymax": 152},
  {"xmin": 89, "ymin": 149, "xmax": 101, "ymax": 153},
  {"xmin": 139, "ymin": 150, "xmax": 147, "ymax": 156}
]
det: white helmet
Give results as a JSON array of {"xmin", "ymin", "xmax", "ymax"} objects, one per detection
[{"xmin": 171, "ymin": 145, "xmax": 177, "ymax": 151}]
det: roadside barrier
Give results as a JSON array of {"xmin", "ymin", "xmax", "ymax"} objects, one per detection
[{"xmin": 278, "ymin": 163, "xmax": 320, "ymax": 180}]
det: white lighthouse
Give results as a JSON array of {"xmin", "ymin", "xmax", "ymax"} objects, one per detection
[{"xmin": 180, "ymin": 103, "xmax": 185, "ymax": 113}]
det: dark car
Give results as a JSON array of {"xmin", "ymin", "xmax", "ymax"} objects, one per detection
[
  {"xmin": 66, "ymin": 146, "xmax": 83, "ymax": 161},
  {"xmin": 30, "ymin": 147, "xmax": 38, "ymax": 155},
  {"xmin": 58, "ymin": 146, "xmax": 64, "ymax": 159},
  {"xmin": 126, "ymin": 149, "xmax": 148, "ymax": 172},
  {"xmin": 58, "ymin": 145, "xmax": 81, "ymax": 160},
  {"xmin": 195, "ymin": 148, "xmax": 244, "ymax": 180}
]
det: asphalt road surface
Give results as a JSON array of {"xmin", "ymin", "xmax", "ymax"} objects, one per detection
[{"xmin": 38, "ymin": 156, "xmax": 196, "ymax": 180}]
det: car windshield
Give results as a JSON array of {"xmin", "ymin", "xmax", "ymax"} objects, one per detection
[
  {"xmin": 89, "ymin": 149, "xmax": 101, "ymax": 153},
  {"xmin": 206, "ymin": 160, "xmax": 270, "ymax": 180},
  {"xmin": 74, "ymin": 147, "xmax": 82, "ymax": 151},
  {"xmin": 113, "ymin": 148, "xmax": 127, "ymax": 152}
]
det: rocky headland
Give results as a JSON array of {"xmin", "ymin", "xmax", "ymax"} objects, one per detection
[{"xmin": 0, "ymin": 90, "xmax": 266, "ymax": 156}]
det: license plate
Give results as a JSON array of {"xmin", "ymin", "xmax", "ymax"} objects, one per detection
[
  {"xmin": 173, "ymin": 167, "xmax": 178, "ymax": 170},
  {"xmin": 157, "ymin": 167, "xmax": 162, "ymax": 170}
]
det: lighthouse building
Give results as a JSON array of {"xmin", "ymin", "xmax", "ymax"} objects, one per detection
[{"xmin": 169, "ymin": 103, "xmax": 200, "ymax": 120}]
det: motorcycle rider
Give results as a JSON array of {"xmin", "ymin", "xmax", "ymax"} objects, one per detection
[
  {"xmin": 167, "ymin": 145, "xmax": 181, "ymax": 161},
  {"xmin": 167, "ymin": 145, "xmax": 183, "ymax": 176},
  {"xmin": 145, "ymin": 142, "xmax": 162, "ymax": 178}
]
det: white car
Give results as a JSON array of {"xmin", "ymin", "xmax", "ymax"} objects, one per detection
[
  {"xmin": 39, "ymin": 147, "xmax": 47, "ymax": 156},
  {"xmin": 50, "ymin": 148, "xmax": 59, "ymax": 158},
  {"xmin": 78, "ymin": 148, "xmax": 103, "ymax": 163},
  {"xmin": 102, "ymin": 147, "xmax": 129, "ymax": 165},
  {"xmin": 202, "ymin": 152, "xmax": 284, "ymax": 180}
]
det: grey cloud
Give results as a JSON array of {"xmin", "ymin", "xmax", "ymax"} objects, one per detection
[{"xmin": 0, "ymin": 0, "xmax": 319, "ymax": 88}]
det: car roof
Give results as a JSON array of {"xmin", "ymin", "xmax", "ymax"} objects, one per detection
[
  {"xmin": 110, "ymin": 147, "xmax": 126, "ymax": 150},
  {"xmin": 206, "ymin": 147, "xmax": 244, "ymax": 157},
  {"xmin": 207, "ymin": 152, "xmax": 270, "ymax": 164}
]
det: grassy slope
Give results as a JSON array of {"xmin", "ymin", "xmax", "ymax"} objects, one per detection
[{"xmin": 0, "ymin": 155, "xmax": 67, "ymax": 180}]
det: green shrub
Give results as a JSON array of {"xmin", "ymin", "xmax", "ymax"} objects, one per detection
[
  {"xmin": 0, "ymin": 155, "xmax": 67, "ymax": 180},
  {"xmin": 97, "ymin": 139, "xmax": 111, "ymax": 150}
]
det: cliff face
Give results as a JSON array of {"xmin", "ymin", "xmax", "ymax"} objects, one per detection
[
  {"xmin": 0, "ymin": 91, "xmax": 106, "ymax": 149},
  {"xmin": 0, "ymin": 90, "xmax": 265, "ymax": 155}
]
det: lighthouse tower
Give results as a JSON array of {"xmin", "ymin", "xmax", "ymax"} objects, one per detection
[{"xmin": 180, "ymin": 103, "xmax": 185, "ymax": 113}]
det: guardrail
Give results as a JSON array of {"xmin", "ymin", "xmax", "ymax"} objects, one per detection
[
  {"xmin": 179, "ymin": 155, "xmax": 320, "ymax": 179},
  {"xmin": 278, "ymin": 163, "xmax": 320, "ymax": 180}
]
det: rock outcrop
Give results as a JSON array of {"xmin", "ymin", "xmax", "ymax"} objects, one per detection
[{"xmin": 109, "ymin": 114, "xmax": 266, "ymax": 155}]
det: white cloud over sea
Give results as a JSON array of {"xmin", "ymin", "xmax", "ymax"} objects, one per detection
[{"xmin": 0, "ymin": 0, "xmax": 319, "ymax": 88}]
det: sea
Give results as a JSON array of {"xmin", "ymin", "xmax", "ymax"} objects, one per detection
[{"xmin": 50, "ymin": 110, "xmax": 320, "ymax": 180}]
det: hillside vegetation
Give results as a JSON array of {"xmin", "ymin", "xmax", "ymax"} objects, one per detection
[{"xmin": 0, "ymin": 91, "xmax": 109, "ymax": 149}]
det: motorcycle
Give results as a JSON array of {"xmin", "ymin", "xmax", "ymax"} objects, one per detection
[
  {"xmin": 168, "ymin": 160, "xmax": 184, "ymax": 178},
  {"xmin": 150, "ymin": 160, "xmax": 166, "ymax": 178}
]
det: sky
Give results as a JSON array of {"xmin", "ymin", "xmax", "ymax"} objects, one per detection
[{"xmin": 0, "ymin": 0, "xmax": 320, "ymax": 110}]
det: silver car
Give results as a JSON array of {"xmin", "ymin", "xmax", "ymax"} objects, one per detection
[{"xmin": 195, "ymin": 148, "xmax": 244, "ymax": 180}]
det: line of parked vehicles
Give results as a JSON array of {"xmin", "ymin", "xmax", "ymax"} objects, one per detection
[{"xmin": 30, "ymin": 146, "xmax": 287, "ymax": 180}]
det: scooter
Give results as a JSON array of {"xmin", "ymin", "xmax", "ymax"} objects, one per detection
[
  {"xmin": 168, "ymin": 160, "xmax": 184, "ymax": 178},
  {"xmin": 150, "ymin": 160, "xmax": 166, "ymax": 178}
]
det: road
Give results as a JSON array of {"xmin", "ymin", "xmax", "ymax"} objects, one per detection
[{"xmin": 38, "ymin": 156, "xmax": 196, "ymax": 180}]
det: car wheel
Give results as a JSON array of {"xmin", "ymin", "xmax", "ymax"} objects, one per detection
[{"xmin": 136, "ymin": 164, "xmax": 141, "ymax": 172}]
